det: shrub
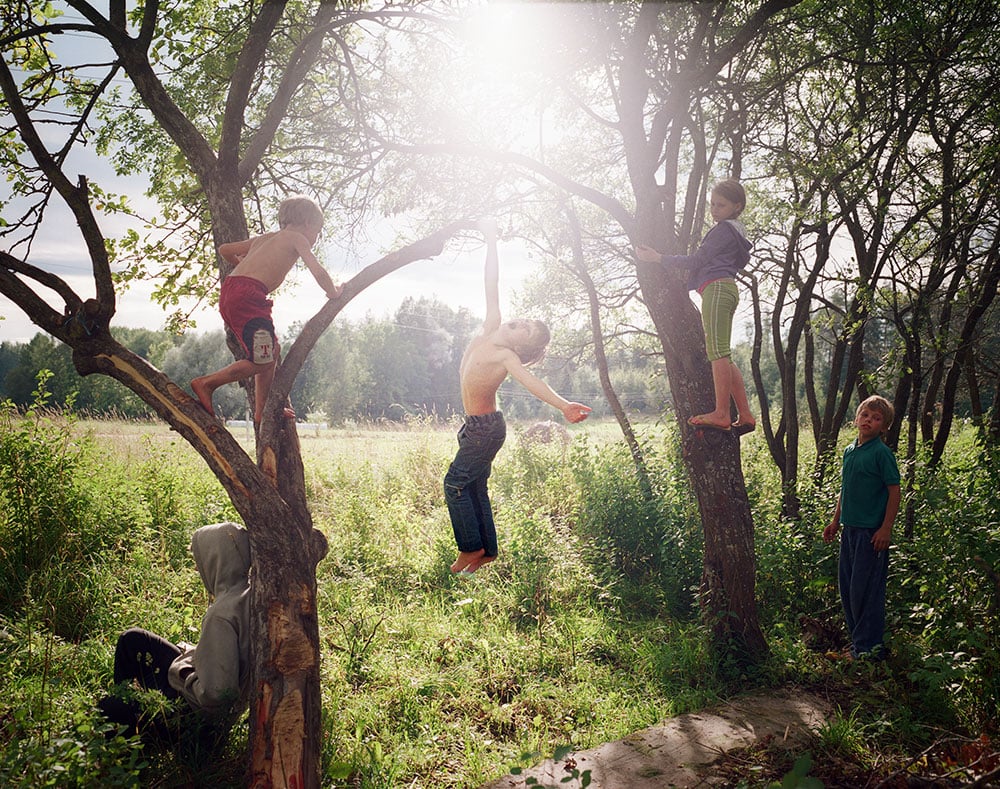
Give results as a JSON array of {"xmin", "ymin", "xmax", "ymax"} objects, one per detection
[
  {"xmin": 0, "ymin": 708, "xmax": 147, "ymax": 789},
  {"xmin": 0, "ymin": 377, "xmax": 135, "ymax": 640},
  {"xmin": 569, "ymin": 434, "xmax": 702, "ymax": 619}
]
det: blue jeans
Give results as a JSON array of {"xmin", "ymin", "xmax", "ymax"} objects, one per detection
[
  {"xmin": 839, "ymin": 526, "xmax": 889, "ymax": 657},
  {"xmin": 444, "ymin": 412, "xmax": 506, "ymax": 556}
]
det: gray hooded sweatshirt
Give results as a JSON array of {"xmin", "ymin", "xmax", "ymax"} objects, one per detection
[{"xmin": 167, "ymin": 522, "xmax": 251, "ymax": 717}]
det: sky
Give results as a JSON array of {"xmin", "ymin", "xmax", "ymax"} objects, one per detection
[
  {"xmin": 0, "ymin": 187, "xmax": 535, "ymax": 344},
  {"xmin": 0, "ymin": 3, "xmax": 539, "ymax": 346},
  {"xmin": 0, "ymin": 135, "xmax": 537, "ymax": 344}
]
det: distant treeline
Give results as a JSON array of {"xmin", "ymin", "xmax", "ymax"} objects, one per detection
[{"xmin": 0, "ymin": 297, "xmax": 669, "ymax": 423}]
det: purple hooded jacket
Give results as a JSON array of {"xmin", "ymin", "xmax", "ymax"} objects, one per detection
[{"xmin": 660, "ymin": 219, "xmax": 752, "ymax": 292}]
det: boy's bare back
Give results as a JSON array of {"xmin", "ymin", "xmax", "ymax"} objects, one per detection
[{"xmin": 224, "ymin": 230, "xmax": 312, "ymax": 292}]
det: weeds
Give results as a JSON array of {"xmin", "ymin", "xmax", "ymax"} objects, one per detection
[{"xmin": 1, "ymin": 412, "xmax": 997, "ymax": 786}]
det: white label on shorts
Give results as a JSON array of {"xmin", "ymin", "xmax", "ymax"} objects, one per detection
[{"xmin": 252, "ymin": 329, "xmax": 274, "ymax": 364}]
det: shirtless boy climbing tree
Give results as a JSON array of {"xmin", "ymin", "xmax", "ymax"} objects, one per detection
[
  {"xmin": 192, "ymin": 195, "xmax": 342, "ymax": 425},
  {"xmin": 444, "ymin": 219, "xmax": 591, "ymax": 574}
]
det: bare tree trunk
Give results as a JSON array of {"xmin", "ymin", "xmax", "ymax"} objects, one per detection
[
  {"xmin": 564, "ymin": 205, "xmax": 653, "ymax": 499},
  {"xmin": 634, "ymin": 254, "xmax": 767, "ymax": 661}
]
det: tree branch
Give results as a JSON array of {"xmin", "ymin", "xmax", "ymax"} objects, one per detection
[
  {"xmin": 0, "ymin": 59, "xmax": 115, "ymax": 316},
  {"xmin": 0, "ymin": 252, "xmax": 80, "ymax": 336},
  {"xmin": 694, "ymin": 0, "xmax": 803, "ymax": 85},
  {"xmin": 260, "ymin": 220, "xmax": 473, "ymax": 442},
  {"xmin": 221, "ymin": 1, "xmax": 289, "ymax": 175},
  {"xmin": 382, "ymin": 140, "xmax": 635, "ymax": 234}
]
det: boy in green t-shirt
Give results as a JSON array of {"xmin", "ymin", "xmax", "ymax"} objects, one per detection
[{"xmin": 823, "ymin": 395, "xmax": 901, "ymax": 660}]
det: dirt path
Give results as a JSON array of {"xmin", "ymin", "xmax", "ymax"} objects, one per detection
[{"xmin": 482, "ymin": 689, "xmax": 830, "ymax": 789}]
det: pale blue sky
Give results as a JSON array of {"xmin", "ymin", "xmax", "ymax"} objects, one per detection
[{"xmin": 0, "ymin": 3, "xmax": 535, "ymax": 343}]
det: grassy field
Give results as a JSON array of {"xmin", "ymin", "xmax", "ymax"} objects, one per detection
[{"xmin": 2, "ymin": 409, "xmax": 998, "ymax": 787}]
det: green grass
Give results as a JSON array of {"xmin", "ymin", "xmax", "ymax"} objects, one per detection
[{"xmin": 2, "ymin": 403, "xmax": 998, "ymax": 787}]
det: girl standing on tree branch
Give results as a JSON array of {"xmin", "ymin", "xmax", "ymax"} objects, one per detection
[{"xmin": 635, "ymin": 179, "xmax": 756, "ymax": 435}]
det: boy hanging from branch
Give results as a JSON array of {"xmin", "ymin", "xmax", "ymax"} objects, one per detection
[{"xmin": 445, "ymin": 219, "xmax": 591, "ymax": 574}]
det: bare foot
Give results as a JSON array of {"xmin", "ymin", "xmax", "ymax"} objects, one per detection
[
  {"xmin": 688, "ymin": 413, "xmax": 731, "ymax": 431},
  {"xmin": 451, "ymin": 549, "xmax": 485, "ymax": 574},
  {"xmin": 252, "ymin": 406, "xmax": 295, "ymax": 424},
  {"xmin": 191, "ymin": 377, "xmax": 216, "ymax": 416},
  {"xmin": 466, "ymin": 554, "xmax": 496, "ymax": 573}
]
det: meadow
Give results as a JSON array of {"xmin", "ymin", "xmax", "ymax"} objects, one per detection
[{"xmin": 1, "ymin": 402, "xmax": 998, "ymax": 787}]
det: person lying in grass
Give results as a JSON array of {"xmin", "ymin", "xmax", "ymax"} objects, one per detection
[{"xmin": 98, "ymin": 522, "xmax": 251, "ymax": 741}]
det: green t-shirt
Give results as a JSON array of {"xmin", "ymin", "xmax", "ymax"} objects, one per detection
[{"xmin": 839, "ymin": 437, "xmax": 900, "ymax": 529}]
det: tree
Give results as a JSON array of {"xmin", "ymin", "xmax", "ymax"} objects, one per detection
[
  {"xmin": 1, "ymin": 3, "xmax": 467, "ymax": 786},
  {"xmin": 365, "ymin": 0, "xmax": 804, "ymax": 661},
  {"xmin": 743, "ymin": 0, "xmax": 1000, "ymax": 515}
]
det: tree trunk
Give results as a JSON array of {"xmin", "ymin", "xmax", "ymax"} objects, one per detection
[
  {"xmin": 636, "ymin": 256, "xmax": 767, "ymax": 662},
  {"xmin": 613, "ymin": 1, "xmax": 777, "ymax": 664},
  {"xmin": 565, "ymin": 205, "xmax": 653, "ymax": 499}
]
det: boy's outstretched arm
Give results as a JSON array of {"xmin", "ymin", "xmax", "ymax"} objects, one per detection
[
  {"xmin": 504, "ymin": 353, "xmax": 591, "ymax": 423},
  {"xmin": 294, "ymin": 234, "xmax": 342, "ymax": 299},
  {"xmin": 480, "ymin": 219, "xmax": 501, "ymax": 333}
]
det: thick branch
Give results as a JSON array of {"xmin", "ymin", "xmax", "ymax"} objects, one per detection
[
  {"xmin": 694, "ymin": 0, "xmax": 803, "ymax": 84},
  {"xmin": 263, "ymin": 221, "xmax": 471, "ymax": 435},
  {"xmin": 234, "ymin": 4, "xmax": 341, "ymax": 182},
  {"xmin": 0, "ymin": 251, "xmax": 83, "ymax": 328},
  {"xmin": 220, "ymin": 1, "xmax": 288, "ymax": 175}
]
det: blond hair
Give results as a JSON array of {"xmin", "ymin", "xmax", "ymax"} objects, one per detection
[
  {"xmin": 516, "ymin": 320, "xmax": 551, "ymax": 366},
  {"xmin": 278, "ymin": 195, "xmax": 324, "ymax": 230},
  {"xmin": 857, "ymin": 395, "xmax": 894, "ymax": 433}
]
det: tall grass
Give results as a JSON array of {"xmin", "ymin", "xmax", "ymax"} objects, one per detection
[{"xmin": 1, "ymin": 404, "xmax": 997, "ymax": 786}]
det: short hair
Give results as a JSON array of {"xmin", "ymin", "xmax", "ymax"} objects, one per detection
[
  {"xmin": 278, "ymin": 195, "xmax": 324, "ymax": 230},
  {"xmin": 857, "ymin": 395, "xmax": 894, "ymax": 431},
  {"xmin": 516, "ymin": 320, "xmax": 551, "ymax": 366},
  {"xmin": 712, "ymin": 179, "xmax": 746, "ymax": 214}
]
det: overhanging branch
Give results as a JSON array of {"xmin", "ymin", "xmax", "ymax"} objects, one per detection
[
  {"xmin": 380, "ymin": 140, "xmax": 635, "ymax": 236},
  {"xmin": 271, "ymin": 220, "xmax": 472, "ymax": 401}
]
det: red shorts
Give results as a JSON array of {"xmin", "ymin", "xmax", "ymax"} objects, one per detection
[{"xmin": 219, "ymin": 276, "xmax": 276, "ymax": 365}]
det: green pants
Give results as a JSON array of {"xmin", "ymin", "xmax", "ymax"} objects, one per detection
[{"xmin": 700, "ymin": 278, "xmax": 739, "ymax": 361}]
